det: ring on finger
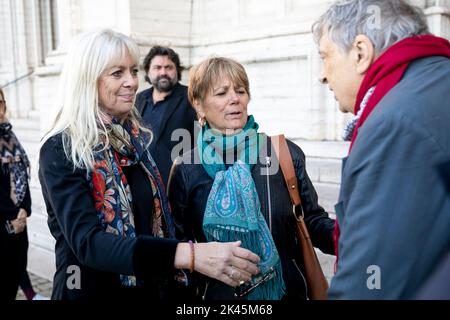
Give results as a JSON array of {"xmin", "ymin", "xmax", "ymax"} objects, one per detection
[{"xmin": 229, "ymin": 266, "xmax": 236, "ymax": 280}]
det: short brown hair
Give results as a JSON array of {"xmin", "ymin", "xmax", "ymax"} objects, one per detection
[{"xmin": 188, "ymin": 57, "xmax": 250, "ymax": 105}]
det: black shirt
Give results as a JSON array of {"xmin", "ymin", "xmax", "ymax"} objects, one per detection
[
  {"xmin": 142, "ymin": 87, "xmax": 174, "ymax": 136},
  {"xmin": 136, "ymin": 83, "xmax": 197, "ymax": 186},
  {"xmin": 122, "ymin": 164, "xmax": 153, "ymax": 236},
  {"xmin": 142, "ymin": 88, "xmax": 165, "ymax": 133}
]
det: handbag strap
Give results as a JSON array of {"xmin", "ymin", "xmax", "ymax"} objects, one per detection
[{"xmin": 271, "ymin": 134, "xmax": 304, "ymax": 219}]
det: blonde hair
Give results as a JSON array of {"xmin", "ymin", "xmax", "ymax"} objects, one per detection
[
  {"xmin": 40, "ymin": 29, "xmax": 151, "ymax": 170},
  {"xmin": 188, "ymin": 57, "xmax": 250, "ymax": 105}
]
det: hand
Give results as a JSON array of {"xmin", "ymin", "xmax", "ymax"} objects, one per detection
[
  {"xmin": 194, "ymin": 241, "xmax": 260, "ymax": 287},
  {"xmin": 17, "ymin": 208, "xmax": 28, "ymax": 220},
  {"xmin": 10, "ymin": 218, "xmax": 25, "ymax": 234}
]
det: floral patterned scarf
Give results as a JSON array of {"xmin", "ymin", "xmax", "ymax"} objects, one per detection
[{"xmin": 88, "ymin": 119, "xmax": 175, "ymax": 286}]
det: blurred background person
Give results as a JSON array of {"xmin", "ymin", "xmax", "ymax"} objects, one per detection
[
  {"xmin": 0, "ymin": 87, "xmax": 32, "ymax": 301},
  {"xmin": 136, "ymin": 46, "xmax": 196, "ymax": 187}
]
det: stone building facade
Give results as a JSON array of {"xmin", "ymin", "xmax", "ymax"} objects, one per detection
[{"xmin": 1, "ymin": 0, "xmax": 449, "ymax": 281}]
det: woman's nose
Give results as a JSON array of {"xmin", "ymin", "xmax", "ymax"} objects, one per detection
[
  {"xmin": 123, "ymin": 72, "xmax": 138, "ymax": 89},
  {"xmin": 229, "ymin": 92, "xmax": 239, "ymax": 104}
]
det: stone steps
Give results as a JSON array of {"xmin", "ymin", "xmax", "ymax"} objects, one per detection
[
  {"xmin": 290, "ymin": 139, "xmax": 348, "ymax": 215},
  {"xmin": 11, "ymin": 125, "xmax": 41, "ymax": 144},
  {"xmin": 306, "ymin": 157, "xmax": 342, "ymax": 184},
  {"xmin": 292, "ymin": 139, "xmax": 350, "ymax": 160},
  {"xmin": 290, "ymin": 140, "xmax": 345, "ymax": 281}
]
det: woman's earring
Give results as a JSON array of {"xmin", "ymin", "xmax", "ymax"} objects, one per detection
[{"xmin": 198, "ymin": 114, "xmax": 206, "ymax": 127}]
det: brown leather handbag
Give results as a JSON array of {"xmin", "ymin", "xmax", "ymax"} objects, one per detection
[{"xmin": 271, "ymin": 134, "xmax": 329, "ymax": 300}]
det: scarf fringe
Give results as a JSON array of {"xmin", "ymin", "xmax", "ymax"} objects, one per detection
[
  {"xmin": 247, "ymin": 260, "xmax": 285, "ymax": 300},
  {"xmin": 203, "ymin": 226, "xmax": 285, "ymax": 300}
]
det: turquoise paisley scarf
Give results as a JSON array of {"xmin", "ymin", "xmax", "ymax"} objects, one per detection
[{"xmin": 198, "ymin": 115, "xmax": 285, "ymax": 300}]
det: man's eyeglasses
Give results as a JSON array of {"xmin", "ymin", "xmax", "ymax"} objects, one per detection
[{"xmin": 234, "ymin": 267, "xmax": 275, "ymax": 298}]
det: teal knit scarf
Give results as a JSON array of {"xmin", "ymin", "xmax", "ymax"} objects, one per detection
[{"xmin": 198, "ymin": 116, "xmax": 285, "ymax": 300}]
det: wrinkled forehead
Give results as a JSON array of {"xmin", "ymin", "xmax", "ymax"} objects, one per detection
[
  {"xmin": 318, "ymin": 28, "xmax": 332, "ymax": 50},
  {"xmin": 209, "ymin": 69, "xmax": 246, "ymax": 91},
  {"xmin": 318, "ymin": 30, "xmax": 344, "ymax": 56}
]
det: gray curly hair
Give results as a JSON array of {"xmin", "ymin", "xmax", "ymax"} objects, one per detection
[{"xmin": 312, "ymin": 0, "xmax": 429, "ymax": 55}]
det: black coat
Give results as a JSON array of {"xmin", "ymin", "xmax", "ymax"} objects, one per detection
[
  {"xmin": 168, "ymin": 135, "xmax": 335, "ymax": 300},
  {"xmin": 38, "ymin": 134, "xmax": 179, "ymax": 300},
  {"xmin": 416, "ymin": 251, "xmax": 450, "ymax": 300},
  {"xmin": 136, "ymin": 83, "xmax": 197, "ymax": 187}
]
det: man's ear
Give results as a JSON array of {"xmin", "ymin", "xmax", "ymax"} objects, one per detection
[{"xmin": 352, "ymin": 34, "xmax": 375, "ymax": 75}]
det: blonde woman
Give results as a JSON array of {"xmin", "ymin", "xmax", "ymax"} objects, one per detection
[{"xmin": 38, "ymin": 30, "xmax": 260, "ymax": 300}]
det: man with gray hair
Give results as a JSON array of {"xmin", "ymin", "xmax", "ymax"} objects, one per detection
[{"xmin": 313, "ymin": 0, "xmax": 450, "ymax": 299}]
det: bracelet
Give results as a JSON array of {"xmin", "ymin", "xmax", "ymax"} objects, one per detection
[{"xmin": 188, "ymin": 240, "xmax": 195, "ymax": 273}]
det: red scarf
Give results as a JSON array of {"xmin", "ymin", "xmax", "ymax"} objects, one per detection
[{"xmin": 334, "ymin": 35, "xmax": 450, "ymax": 272}]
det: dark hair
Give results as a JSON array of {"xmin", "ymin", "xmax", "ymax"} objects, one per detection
[{"xmin": 143, "ymin": 46, "xmax": 184, "ymax": 81}]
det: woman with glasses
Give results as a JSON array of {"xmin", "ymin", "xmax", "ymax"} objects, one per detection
[{"xmin": 168, "ymin": 57, "xmax": 335, "ymax": 300}]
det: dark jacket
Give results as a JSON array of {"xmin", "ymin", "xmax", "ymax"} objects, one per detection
[
  {"xmin": 38, "ymin": 134, "xmax": 179, "ymax": 300},
  {"xmin": 328, "ymin": 56, "xmax": 450, "ymax": 299},
  {"xmin": 168, "ymin": 135, "xmax": 335, "ymax": 300},
  {"xmin": 136, "ymin": 83, "xmax": 197, "ymax": 186},
  {"xmin": 416, "ymin": 251, "xmax": 450, "ymax": 300}
]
